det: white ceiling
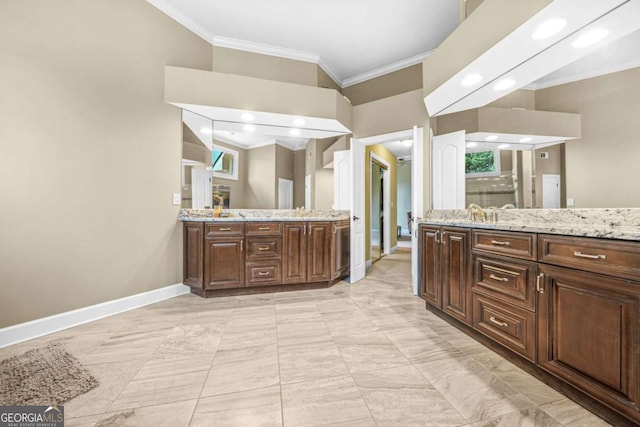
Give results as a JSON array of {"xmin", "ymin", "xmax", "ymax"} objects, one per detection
[
  {"xmin": 146, "ymin": 0, "xmax": 458, "ymax": 86},
  {"xmin": 383, "ymin": 140, "xmax": 413, "ymax": 159}
]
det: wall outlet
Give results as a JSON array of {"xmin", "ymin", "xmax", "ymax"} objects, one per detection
[
  {"xmin": 172, "ymin": 193, "xmax": 181, "ymax": 205},
  {"xmin": 539, "ymin": 152, "xmax": 549, "ymax": 159},
  {"xmin": 567, "ymin": 198, "xmax": 575, "ymax": 207}
]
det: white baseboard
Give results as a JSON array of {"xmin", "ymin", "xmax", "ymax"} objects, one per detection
[
  {"xmin": 366, "ymin": 259, "xmax": 373, "ymax": 268},
  {"xmin": 0, "ymin": 283, "xmax": 190, "ymax": 348},
  {"xmin": 390, "ymin": 246, "xmax": 398, "ymax": 254}
]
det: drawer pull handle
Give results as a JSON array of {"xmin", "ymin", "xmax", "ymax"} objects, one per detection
[
  {"xmin": 489, "ymin": 316, "xmax": 508, "ymax": 327},
  {"xmin": 490, "ymin": 240, "xmax": 511, "ymax": 246},
  {"xmin": 258, "ymin": 247, "xmax": 270, "ymax": 251},
  {"xmin": 489, "ymin": 274, "xmax": 509, "ymax": 282},
  {"xmin": 536, "ymin": 273, "xmax": 544, "ymax": 293},
  {"xmin": 258, "ymin": 227, "xmax": 270, "ymax": 230},
  {"xmin": 219, "ymin": 227, "xmax": 232, "ymax": 231},
  {"xmin": 573, "ymin": 251, "xmax": 606, "ymax": 260},
  {"xmin": 258, "ymin": 271, "xmax": 269, "ymax": 276}
]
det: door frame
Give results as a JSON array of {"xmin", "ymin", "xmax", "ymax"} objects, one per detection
[{"xmin": 369, "ymin": 151, "xmax": 391, "ymax": 262}]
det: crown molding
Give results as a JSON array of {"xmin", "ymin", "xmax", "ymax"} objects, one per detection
[
  {"xmin": 528, "ymin": 59, "xmax": 640, "ymax": 90},
  {"xmin": 146, "ymin": 0, "xmax": 213, "ymax": 44},
  {"xmin": 212, "ymin": 35, "xmax": 319, "ymax": 64},
  {"xmin": 342, "ymin": 50, "xmax": 434, "ymax": 88}
]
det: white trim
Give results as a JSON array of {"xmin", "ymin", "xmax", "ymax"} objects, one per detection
[
  {"xmin": 360, "ymin": 129, "xmax": 414, "ymax": 146},
  {"xmin": 369, "ymin": 152, "xmax": 391, "ymax": 258},
  {"xmin": 212, "ymin": 35, "xmax": 320, "ymax": 64},
  {"xmin": 342, "ymin": 50, "xmax": 434, "ymax": 88},
  {"xmin": 317, "ymin": 58, "xmax": 344, "ymax": 89},
  {"xmin": 145, "ymin": 0, "xmax": 213, "ymax": 44},
  {"xmin": 527, "ymin": 59, "xmax": 640, "ymax": 90},
  {"xmin": 0, "ymin": 283, "xmax": 190, "ymax": 348},
  {"xmin": 366, "ymin": 259, "xmax": 373, "ymax": 268},
  {"xmin": 390, "ymin": 245, "xmax": 398, "ymax": 254}
]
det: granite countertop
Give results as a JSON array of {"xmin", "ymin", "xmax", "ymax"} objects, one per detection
[
  {"xmin": 180, "ymin": 208, "xmax": 350, "ymax": 222},
  {"xmin": 419, "ymin": 208, "xmax": 640, "ymax": 241}
]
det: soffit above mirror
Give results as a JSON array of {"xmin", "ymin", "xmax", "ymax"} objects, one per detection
[
  {"xmin": 435, "ymin": 107, "xmax": 581, "ymax": 150},
  {"xmin": 165, "ymin": 66, "xmax": 352, "ymax": 138},
  {"xmin": 423, "ymin": 0, "xmax": 640, "ymax": 116}
]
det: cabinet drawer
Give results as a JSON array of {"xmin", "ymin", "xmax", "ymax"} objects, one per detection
[
  {"xmin": 246, "ymin": 237, "xmax": 282, "ymax": 260},
  {"xmin": 473, "ymin": 254, "xmax": 536, "ymax": 311},
  {"xmin": 205, "ymin": 223, "xmax": 245, "ymax": 238},
  {"xmin": 246, "ymin": 261, "xmax": 281, "ymax": 286},
  {"xmin": 246, "ymin": 222, "xmax": 282, "ymax": 235},
  {"xmin": 473, "ymin": 293, "xmax": 536, "ymax": 362},
  {"xmin": 472, "ymin": 230, "xmax": 536, "ymax": 260},
  {"xmin": 539, "ymin": 234, "xmax": 640, "ymax": 281}
]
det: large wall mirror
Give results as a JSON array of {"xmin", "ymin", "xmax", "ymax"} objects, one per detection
[
  {"xmin": 436, "ymin": 28, "xmax": 640, "ymax": 209},
  {"xmin": 180, "ymin": 110, "xmax": 347, "ymax": 210}
]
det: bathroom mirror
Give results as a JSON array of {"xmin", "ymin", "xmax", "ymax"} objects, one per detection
[
  {"xmin": 441, "ymin": 28, "xmax": 640, "ymax": 209},
  {"xmin": 181, "ymin": 111, "xmax": 346, "ymax": 210}
]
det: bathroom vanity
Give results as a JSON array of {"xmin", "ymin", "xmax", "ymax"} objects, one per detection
[
  {"xmin": 419, "ymin": 208, "xmax": 640, "ymax": 425},
  {"xmin": 181, "ymin": 209, "xmax": 350, "ymax": 297}
]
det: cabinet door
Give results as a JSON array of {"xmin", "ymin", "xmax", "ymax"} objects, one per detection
[
  {"xmin": 282, "ymin": 222, "xmax": 307, "ymax": 284},
  {"xmin": 204, "ymin": 237, "xmax": 244, "ymax": 289},
  {"xmin": 442, "ymin": 227, "xmax": 472, "ymax": 325},
  {"xmin": 307, "ymin": 222, "xmax": 331, "ymax": 282},
  {"xmin": 183, "ymin": 222, "xmax": 204, "ymax": 289},
  {"xmin": 420, "ymin": 225, "xmax": 441, "ymax": 307},
  {"xmin": 538, "ymin": 264, "xmax": 640, "ymax": 416},
  {"xmin": 332, "ymin": 221, "xmax": 350, "ymax": 280}
]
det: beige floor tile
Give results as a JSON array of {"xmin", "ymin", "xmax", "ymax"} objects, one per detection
[
  {"xmin": 65, "ymin": 414, "xmax": 102, "ymax": 427},
  {"xmin": 334, "ymin": 331, "xmax": 410, "ymax": 373},
  {"xmin": 200, "ymin": 344, "xmax": 279, "ymax": 397},
  {"xmin": 154, "ymin": 324, "xmax": 222, "ymax": 359},
  {"xmin": 415, "ymin": 357, "xmax": 535, "ymax": 423},
  {"xmin": 353, "ymin": 365, "xmax": 465, "ymax": 426},
  {"xmin": 281, "ymin": 376, "xmax": 375, "ymax": 426},
  {"xmin": 540, "ymin": 399, "xmax": 612, "ymax": 426},
  {"xmin": 383, "ymin": 327, "xmax": 465, "ymax": 363},
  {"xmin": 278, "ymin": 340, "xmax": 349, "ymax": 384},
  {"xmin": 95, "ymin": 399, "xmax": 197, "ymax": 427},
  {"xmin": 277, "ymin": 321, "xmax": 333, "ymax": 347},
  {"xmin": 191, "ymin": 386, "xmax": 282, "ymax": 427},
  {"xmin": 108, "ymin": 356, "xmax": 210, "ymax": 411},
  {"xmin": 65, "ymin": 359, "xmax": 145, "ymax": 418},
  {"xmin": 217, "ymin": 325, "xmax": 278, "ymax": 351},
  {"xmin": 465, "ymin": 407, "xmax": 563, "ymax": 427}
]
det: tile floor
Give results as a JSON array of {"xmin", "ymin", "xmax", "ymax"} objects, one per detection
[{"xmin": 1, "ymin": 250, "xmax": 611, "ymax": 426}]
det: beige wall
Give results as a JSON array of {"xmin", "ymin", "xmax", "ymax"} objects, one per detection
[
  {"xmin": 245, "ymin": 145, "xmax": 277, "ymax": 208},
  {"xmin": 317, "ymin": 66, "xmax": 341, "ymax": 92},
  {"xmin": 535, "ymin": 67, "xmax": 640, "ymax": 208},
  {"xmin": 365, "ymin": 145, "xmax": 398, "ymax": 260},
  {"xmin": 212, "ymin": 46, "xmax": 318, "ymax": 86},
  {"xmin": 343, "ymin": 64, "xmax": 423, "ymax": 106},
  {"xmin": 303, "ymin": 138, "xmax": 336, "ymax": 209},
  {"xmin": 0, "ymin": 0, "xmax": 213, "ymax": 328}
]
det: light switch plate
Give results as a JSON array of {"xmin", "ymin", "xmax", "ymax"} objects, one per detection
[
  {"xmin": 172, "ymin": 193, "xmax": 181, "ymax": 205},
  {"xmin": 567, "ymin": 198, "xmax": 575, "ymax": 207}
]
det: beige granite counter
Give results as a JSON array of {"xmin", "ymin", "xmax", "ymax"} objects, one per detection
[
  {"xmin": 420, "ymin": 208, "xmax": 640, "ymax": 241},
  {"xmin": 180, "ymin": 208, "xmax": 350, "ymax": 222}
]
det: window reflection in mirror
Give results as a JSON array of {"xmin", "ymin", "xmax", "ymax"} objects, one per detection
[{"xmin": 212, "ymin": 145, "xmax": 239, "ymax": 180}]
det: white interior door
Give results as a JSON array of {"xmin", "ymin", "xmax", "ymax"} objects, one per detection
[
  {"xmin": 333, "ymin": 150, "xmax": 351, "ymax": 209},
  {"xmin": 411, "ymin": 126, "xmax": 424, "ymax": 295},
  {"xmin": 350, "ymin": 138, "xmax": 366, "ymax": 283},
  {"xmin": 432, "ymin": 130, "xmax": 466, "ymax": 209},
  {"xmin": 278, "ymin": 178, "xmax": 293, "ymax": 209},
  {"xmin": 542, "ymin": 174, "xmax": 561, "ymax": 208},
  {"xmin": 191, "ymin": 168, "xmax": 212, "ymax": 209}
]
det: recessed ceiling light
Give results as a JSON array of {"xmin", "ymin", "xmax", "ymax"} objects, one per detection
[
  {"xmin": 519, "ymin": 137, "xmax": 533, "ymax": 143},
  {"xmin": 572, "ymin": 28, "xmax": 609, "ymax": 48},
  {"xmin": 242, "ymin": 124, "xmax": 255, "ymax": 132},
  {"xmin": 493, "ymin": 79, "xmax": 516, "ymax": 91},
  {"xmin": 466, "ymin": 142, "xmax": 478, "ymax": 148},
  {"xmin": 532, "ymin": 18, "xmax": 567, "ymax": 40},
  {"xmin": 401, "ymin": 140, "xmax": 412, "ymax": 147},
  {"xmin": 485, "ymin": 135, "xmax": 499, "ymax": 141},
  {"xmin": 289, "ymin": 128, "xmax": 301, "ymax": 136},
  {"xmin": 461, "ymin": 73, "xmax": 482, "ymax": 87},
  {"xmin": 200, "ymin": 127, "xmax": 212, "ymax": 134},
  {"xmin": 293, "ymin": 118, "xmax": 306, "ymax": 126},
  {"xmin": 241, "ymin": 113, "xmax": 254, "ymax": 122},
  {"xmin": 498, "ymin": 143, "xmax": 510, "ymax": 149}
]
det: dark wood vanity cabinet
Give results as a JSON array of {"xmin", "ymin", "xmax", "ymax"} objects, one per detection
[
  {"xmin": 419, "ymin": 225, "xmax": 472, "ymax": 325},
  {"xmin": 184, "ymin": 219, "xmax": 349, "ymax": 296},
  {"xmin": 420, "ymin": 225, "xmax": 640, "ymax": 424}
]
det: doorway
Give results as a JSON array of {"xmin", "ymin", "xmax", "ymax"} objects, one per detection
[{"xmin": 371, "ymin": 160, "xmax": 385, "ymax": 263}]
